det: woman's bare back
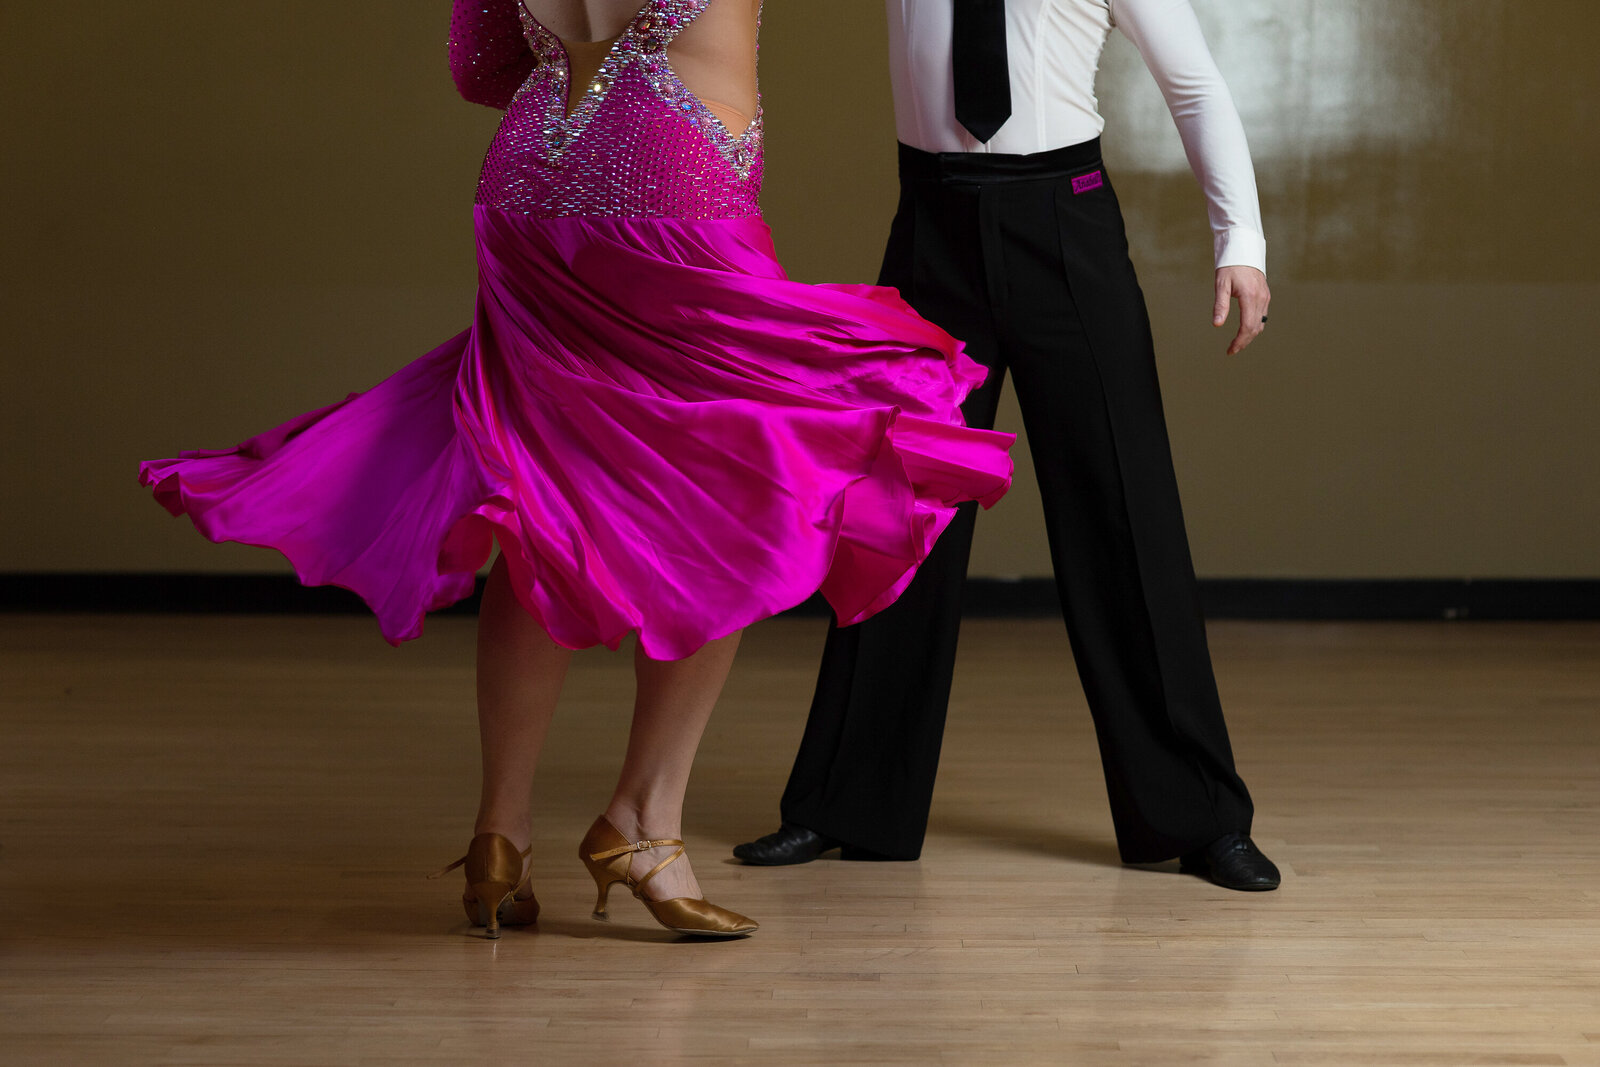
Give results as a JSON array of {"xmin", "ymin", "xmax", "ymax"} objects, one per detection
[{"xmin": 521, "ymin": 0, "xmax": 759, "ymax": 134}]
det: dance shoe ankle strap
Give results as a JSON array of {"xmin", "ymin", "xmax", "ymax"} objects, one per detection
[{"xmin": 587, "ymin": 837, "xmax": 685, "ymax": 862}]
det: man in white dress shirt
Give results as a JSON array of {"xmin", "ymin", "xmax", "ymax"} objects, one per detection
[{"xmin": 736, "ymin": 0, "xmax": 1280, "ymax": 890}]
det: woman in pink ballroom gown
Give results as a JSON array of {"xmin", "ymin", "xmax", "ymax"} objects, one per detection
[{"xmin": 139, "ymin": 0, "xmax": 1013, "ymax": 939}]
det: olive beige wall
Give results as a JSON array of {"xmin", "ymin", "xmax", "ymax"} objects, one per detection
[{"xmin": 3, "ymin": 0, "xmax": 1596, "ymax": 580}]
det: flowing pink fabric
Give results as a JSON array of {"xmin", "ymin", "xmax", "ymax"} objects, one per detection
[
  {"xmin": 141, "ymin": 213, "xmax": 1013, "ymax": 658},
  {"xmin": 140, "ymin": 0, "xmax": 1014, "ymax": 659}
]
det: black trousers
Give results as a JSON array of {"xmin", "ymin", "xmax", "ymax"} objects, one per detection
[{"xmin": 779, "ymin": 141, "xmax": 1254, "ymax": 864}]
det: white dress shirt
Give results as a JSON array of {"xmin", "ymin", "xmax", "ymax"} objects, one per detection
[{"xmin": 885, "ymin": 0, "xmax": 1266, "ymax": 273}]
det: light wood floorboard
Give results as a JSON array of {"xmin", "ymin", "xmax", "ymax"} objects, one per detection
[{"xmin": 2, "ymin": 615, "xmax": 1598, "ymax": 1065}]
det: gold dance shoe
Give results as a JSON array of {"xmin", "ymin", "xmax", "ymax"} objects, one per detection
[
  {"xmin": 579, "ymin": 815, "xmax": 757, "ymax": 938},
  {"xmin": 431, "ymin": 832, "xmax": 540, "ymax": 938}
]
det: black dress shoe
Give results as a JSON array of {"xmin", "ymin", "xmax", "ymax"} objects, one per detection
[
  {"xmin": 1179, "ymin": 833, "xmax": 1281, "ymax": 891},
  {"xmin": 732, "ymin": 822, "xmax": 842, "ymax": 866}
]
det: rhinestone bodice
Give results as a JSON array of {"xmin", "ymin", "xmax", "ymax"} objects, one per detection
[{"xmin": 469, "ymin": 1, "xmax": 763, "ymax": 220}]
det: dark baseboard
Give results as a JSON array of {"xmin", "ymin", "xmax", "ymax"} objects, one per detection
[
  {"xmin": 2, "ymin": 573, "xmax": 1598, "ymax": 620},
  {"xmin": 1194, "ymin": 578, "xmax": 1600, "ymax": 621}
]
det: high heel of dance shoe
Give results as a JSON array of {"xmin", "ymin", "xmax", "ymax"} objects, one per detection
[
  {"xmin": 430, "ymin": 832, "xmax": 540, "ymax": 939},
  {"xmin": 578, "ymin": 815, "xmax": 758, "ymax": 938}
]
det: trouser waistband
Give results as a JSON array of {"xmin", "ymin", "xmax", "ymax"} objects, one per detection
[{"xmin": 896, "ymin": 139, "xmax": 1104, "ymax": 184}]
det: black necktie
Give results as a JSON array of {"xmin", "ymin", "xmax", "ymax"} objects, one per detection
[{"xmin": 952, "ymin": 0, "xmax": 1012, "ymax": 144}]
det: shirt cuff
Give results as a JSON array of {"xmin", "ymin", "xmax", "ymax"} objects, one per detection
[{"xmin": 1215, "ymin": 226, "xmax": 1267, "ymax": 274}]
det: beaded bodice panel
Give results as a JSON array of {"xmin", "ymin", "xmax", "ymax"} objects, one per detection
[{"xmin": 470, "ymin": 0, "xmax": 763, "ymax": 220}]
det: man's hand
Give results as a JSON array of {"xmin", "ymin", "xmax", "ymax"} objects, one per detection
[{"xmin": 1212, "ymin": 265, "xmax": 1270, "ymax": 355}]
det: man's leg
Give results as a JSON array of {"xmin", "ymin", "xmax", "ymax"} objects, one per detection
[
  {"xmin": 739, "ymin": 177, "xmax": 1004, "ymax": 862},
  {"xmin": 770, "ymin": 341, "xmax": 1006, "ymax": 860},
  {"xmin": 992, "ymin": 176, "xmax": 1261, "ymax": 867}
]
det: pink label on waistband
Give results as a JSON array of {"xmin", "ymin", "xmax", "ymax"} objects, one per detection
[{"xmin": 1072, "ymin": 170, "xmax": 1104, "ymax": 195}]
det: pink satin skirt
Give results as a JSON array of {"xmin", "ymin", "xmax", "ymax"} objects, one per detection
[{"xmin": 140, "ymin": 209, "xmax": 1014, "ymax": 659}]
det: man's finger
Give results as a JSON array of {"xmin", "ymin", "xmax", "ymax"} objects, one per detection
[
  {"xmin": 1229, "ymin": 292, "xmax": 1269, "ymax": 354},
  {"xmin": 1228, "ymin": 322, "xmax": 1253, "ymax": 355},
  {"xmin": 1212, "ymin": 276, "xmax": 1232, "ymax": 327}
]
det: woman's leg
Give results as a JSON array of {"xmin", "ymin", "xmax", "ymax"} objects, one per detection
[
  {"xmin": 602, "ymin": 630, "xmax": 743, "ymax": 901},
  {"xmin": 474, "ymin": 555, "xmax": 573, "ymax": 850}
]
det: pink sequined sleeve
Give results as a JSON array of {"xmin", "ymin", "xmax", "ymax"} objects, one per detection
[{"xmin": 449, "ymin": 1, "xmax": 536, "ymax": 110}]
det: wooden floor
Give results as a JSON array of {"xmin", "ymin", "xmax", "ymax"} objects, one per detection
[{"xmin": 2, "ymin": 615, "xmax": 1599, "ymax": 1065}]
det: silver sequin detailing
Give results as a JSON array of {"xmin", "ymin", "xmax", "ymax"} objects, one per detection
[{"xmin": 469, "ymin": 0, "xmax": 763, "ymax": 219}]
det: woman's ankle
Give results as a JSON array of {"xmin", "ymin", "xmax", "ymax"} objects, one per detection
[
  {"xmin": 600, "ymin": 807, "xmax": 701, "ymax": 901},
  {"xmin": 473, "ymin": 812, "xmax": 531, "ymax": 850},
  {"xmin": 601, "ymin": 802, "xmax": 681, "ymax": 844}
]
